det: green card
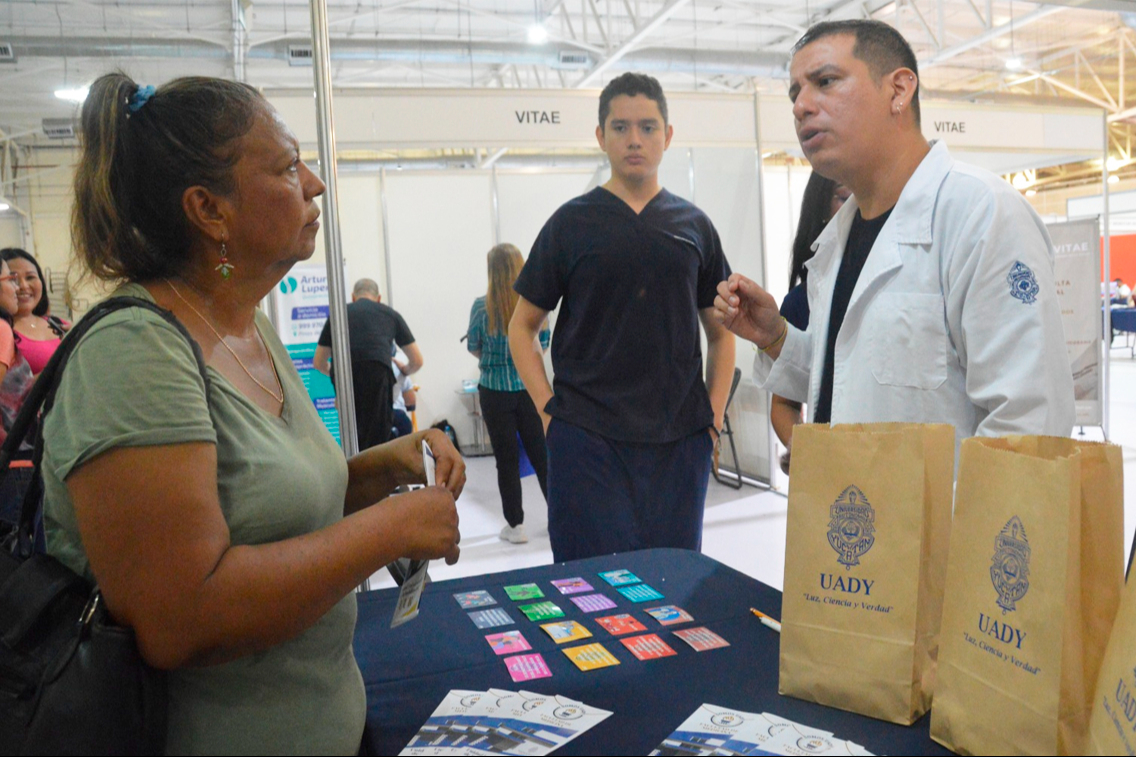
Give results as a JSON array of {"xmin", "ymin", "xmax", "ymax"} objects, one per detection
[
  {"xmin": 519, "ymin": 601, "xmax": 565, "ymax": 621},
  {"xmin": 504, "ymin": 583, "xmax": 545, "ymax": 601}
]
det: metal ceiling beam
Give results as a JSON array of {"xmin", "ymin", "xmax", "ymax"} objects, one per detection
[
  {"xmin": 575, "ymin": 0, "xmax": 691, "ymax": 87},
  {"xmin": 922, "ymin": 4, "xmax": 1067, "ymax": 68}
]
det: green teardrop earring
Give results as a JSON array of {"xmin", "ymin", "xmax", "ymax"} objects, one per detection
[{"xmin": 215, "ymin": 240, "xmax": 234, "ymax": 280}]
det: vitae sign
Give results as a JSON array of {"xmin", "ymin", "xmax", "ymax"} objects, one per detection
[
  {"xmin": 933, "ymin": 120, "xmax": 966, "ymax": 134},
  {"xmin": 515, "ymin": 109, "xmax": 562, "ymax": 125}
]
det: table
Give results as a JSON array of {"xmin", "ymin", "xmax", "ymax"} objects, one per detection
[
  {"xmin": 1110, "ymin": 308, "xmax": 1136, "ymax": 357},
  {"xmin": 354, "ymin": 549, "xmax": 952, "ymax": 755}
]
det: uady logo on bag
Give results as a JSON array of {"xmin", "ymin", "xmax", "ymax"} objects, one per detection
[
  {"xmin": 990, "ymin": 516, "xmax": 1031, "ymax": 614},
  {"xmin": 827, "ymin": 485, "xmax": 876, "ymax": 570}
]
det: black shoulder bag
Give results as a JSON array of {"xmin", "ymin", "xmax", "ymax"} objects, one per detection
[{"xmin": 0, "ymin": 296, "xmax": 210, "ymax": 755}]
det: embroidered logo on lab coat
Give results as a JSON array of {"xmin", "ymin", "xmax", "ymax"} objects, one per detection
[{"xmin": 1007, "ymin": 261, "xmax": 1040, "ymax": 304}]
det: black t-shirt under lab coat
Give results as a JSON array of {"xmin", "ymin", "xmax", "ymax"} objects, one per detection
[
  {"xmin": 814, "ymin": 208, "xmax": 893, "ymax": 425},
  {"xmin": 514, "ymin": 186, "xmax": 732, "ymax": 444}
]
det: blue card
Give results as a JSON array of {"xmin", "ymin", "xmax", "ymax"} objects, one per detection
[
  {"xmin": 454, "ymin": 590, "xmax": 496, "ymax": 609},
  {"xmin": 468, "ymin": 608, "xmax": 515, "ymax": 629},
  {"xmin": 598, "ymin": 569, "xmax": 642, "ymax": 586},
  {"xmin": 617, "ymin": 584, "xmax": 664, "ymax": 603}
]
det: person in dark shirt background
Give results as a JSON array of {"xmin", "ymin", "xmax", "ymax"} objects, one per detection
[
  {"xmin": 772, "ymin": 172, "xmax": 848, "ymax": 474},
  {"xmin": 315, "ymin": 278, "xmax": 422, "ymax": 450}
]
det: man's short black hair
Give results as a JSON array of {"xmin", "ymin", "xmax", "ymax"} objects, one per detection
[
  {"xmin": 792, "ymin": 19, "xmax": 921, "ymax": 126},
  {"xmin": 598, "ymin": 73, "xmax": 669, "ymax": 129}
]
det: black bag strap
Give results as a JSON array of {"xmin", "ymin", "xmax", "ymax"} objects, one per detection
[{"xmin": 0, "ymin": 296, "xmax": 210, "ymax": 557}]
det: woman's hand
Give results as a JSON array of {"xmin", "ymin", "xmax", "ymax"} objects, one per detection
[
  {"xmin": 345, "ymin": 428, "xmax": 467, "ymax": 515},
  {"xmin": 388, "ymin": 486, "xmax": 461, "ymax": 565},
  {"xmin": 406, "ymin": 428, "xmax": 466, "ymax": 499}
]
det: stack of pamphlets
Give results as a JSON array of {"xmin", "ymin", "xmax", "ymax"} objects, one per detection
[
  {"xmin": 400, "ymin": 689, "xmax": 612, "ymax": 755},
  {"xmin": 651, "ymin": 704, "xmax": 875, "ymax": 756}
]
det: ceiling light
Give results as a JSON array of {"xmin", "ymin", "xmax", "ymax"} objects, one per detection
[
  {"xmin": 0, "ymin": 203, "xmax": 9, "ymax": 212},
  {"xmin": 1005, "ymin": 57, "xmax": 1023, "ymax": 71},
  {"xmin": 1011, "ymin": 173, "xmax": 1029, "ymax": 190},
  {"xmin": 1108, "ymin": 156, "xmax": 1124, "ymax": 173},
  {"xmin": 527, "ymin": 25, "xmax": 549, "ymax": 45},
  {"xmin": 1110, "ymin": 174, "xmax": 1121, "ymax": 185},
  {"xmin": 54, "ymin": 87, "xmax": 88, "ymax": 103},
  {"xmin": 1025, "ymin": 189, "xmax": 1037, "ymax": 197}
]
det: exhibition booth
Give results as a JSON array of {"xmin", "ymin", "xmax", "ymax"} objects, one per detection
[{"xmin": 269, "ymin": 87, "xmax": 1106, "ymax": 484}]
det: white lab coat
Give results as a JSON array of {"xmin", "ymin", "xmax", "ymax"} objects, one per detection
[{"xmin": 755, "ymin": 141, "xmax": 1075, "ymax": 450}]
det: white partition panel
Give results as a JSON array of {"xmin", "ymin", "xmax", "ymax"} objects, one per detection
[
  {"xmin": 384, "ymin": 172, "xmax": 494, "ymax": 447},
  {"xmin": 496, "ymin": 170, "xmax": 597, "ymax": 256},
  {"xmin": 692, "ymin": 147, "xmax": 770, "ymax": 485},
  {"xmin": 335, "ymin": 174, "xmax": 389, "ymax": 301}
]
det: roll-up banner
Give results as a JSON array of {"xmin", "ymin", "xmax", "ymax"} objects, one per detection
[
  {"xmin": 275, "ymin": 264, "xmax": 342, "ymax": 442},
  {"xmin": 1048, "ymin": 219, "xmax": 1103, "ymax": 426}
]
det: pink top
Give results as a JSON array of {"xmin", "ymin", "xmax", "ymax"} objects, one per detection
[
  {"xmin": 18, "ymin": 333, "xmax": 61, "ymax": 374},
  {"xmin": 0, "ymin": 323, "xmax": 14, "ymax": 369}
]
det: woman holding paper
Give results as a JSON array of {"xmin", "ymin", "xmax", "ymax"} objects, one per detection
[{"xmin": 45, "ymin": 72, "xmax": 464, "ymax": 754}]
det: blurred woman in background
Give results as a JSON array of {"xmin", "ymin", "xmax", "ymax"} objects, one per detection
[
  {"xmin": 0, "ymin": 256, "xmax": 35, "ymax": 527},
  {"xmin": 467, "ymin": 244, "xmax": 549, "ymax": 544},
  {"xmin": 0, "ymin": 248, "xmax": 69, "ymax": 374},
  {"xmin": 772, "ymin": 172, "xmax": 849, "ymax": 474}
]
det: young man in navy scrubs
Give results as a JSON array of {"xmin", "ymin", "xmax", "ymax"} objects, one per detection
[{"xmin": 508, "ymin": 73, "xmax": 736, "ymax": 562}]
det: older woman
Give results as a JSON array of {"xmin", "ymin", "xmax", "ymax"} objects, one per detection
[{"xmin": 51, "ymin": 72, "xmax": 463, "ymax": 754}]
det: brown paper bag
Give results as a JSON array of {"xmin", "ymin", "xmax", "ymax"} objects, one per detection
[
  {"xmin": 930, "ymin": 436, "xmax": 1123, "ymax": 756},
  {"xmin": 779, "ymin": 422, "xmax": 955, "ymax": 724},
  {"xmin": 1087, "ymin": 564, "xmax": 1136, "ymax": 754}
]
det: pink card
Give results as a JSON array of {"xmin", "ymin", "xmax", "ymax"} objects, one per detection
[
  {"xmin": 504, "ymin": 653, "xmax": 552, "ymax": 682},
  {"xmin": 485, "ymin": 630, "xmax": 532, "ymax": 656}
]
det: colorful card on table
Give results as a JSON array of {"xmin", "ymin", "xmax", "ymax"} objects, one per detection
[
  {"xmin": 598, "ymin": 569, "xmax": 641, "ymax": 586},
  {"xmin": 595, "ymin": 614, "xmax": 649, "ymax": 636},
  {"xmin": 621, "ymin": 633, "xmax": 678, "ymax": 660},
  {"xmin": 504, "ymin": 583, "xmax": 545, "ymax": 601},
  {"xmin": 467, "ymin": 608, "xmax": 515, "ymax": 629},
  {"xmin": 551, "ymin": 577, "xmax": 594, "ymax": 595},
  {"xmin": 485, "ymin": 630, "xmax": 531, "ymax": 656},
  {"xmin": 563, "ymin": 643, "xmax": 621, "ymax": 671},
  {"xmin": 673, "ymin": 626, "xmax": 730, "ymax": 651},
  {"xmin": 617, "ymin": 583, "xmax": 664, "ymax": 603},
  {"xmin": 570, "ymin": 593, "xmax": 618, "ymax": 613},
  {"xmin": 453, "ymin": 590, "xmax": 496, "ymax": 609},
  {"xmin": 504, "ymin": 653, "xmax": 552, "ymax": 683},
  {"xmin": 644, "ymin": 605, "xmax": 694, "ymax": 625},
  {"xmin": 518, "ymin": 601, "xmax": 565, "ymax": 622},
  {"xmin": 540, "ymin": 620, "xmax": 594, "ymax": 644}
]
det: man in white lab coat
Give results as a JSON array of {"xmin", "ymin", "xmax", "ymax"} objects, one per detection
[{"xmin": 715, "ymin": 20, "xmax": 1074, "ymax": 451}]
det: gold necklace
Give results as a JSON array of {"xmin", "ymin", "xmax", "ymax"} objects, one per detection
[{"xmin": 165, "ymin": 279, "xmax": 284, "ymax": 405}]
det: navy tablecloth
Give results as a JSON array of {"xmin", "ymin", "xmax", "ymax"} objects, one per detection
[
  {"xmin": 1112, "ymin": 308, "xmax": 1136, "ymax": 333},
  {"xmin": 354, "ymin": 548, "xmax": 952, "ymax": 755}
]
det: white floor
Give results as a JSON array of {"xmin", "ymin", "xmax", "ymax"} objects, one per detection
[{"xmin": 366, "ymin": 345, "xmax": 1136, "ymax": 593}]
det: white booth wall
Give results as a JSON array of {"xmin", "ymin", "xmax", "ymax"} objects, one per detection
[{"xmin": 321, "ymin": 143, "xmax": 767, "ymax": 468}]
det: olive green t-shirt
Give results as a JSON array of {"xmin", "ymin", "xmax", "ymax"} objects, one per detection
[{"xmin": 42, "ymin": 284, "xmax": 364, "ymax": 755}]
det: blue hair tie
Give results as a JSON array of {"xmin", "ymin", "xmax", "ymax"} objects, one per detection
[{"xmin": 128, "ymin": 85, "xmax": 155, "ymax": 113}]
